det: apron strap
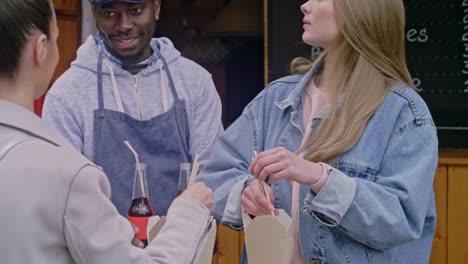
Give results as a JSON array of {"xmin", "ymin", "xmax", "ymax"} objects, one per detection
[
  {"xmin": 155, "ymin": 46, "xmax": 179, "ymax": 101},
  {"xmin": 97, "ymin": 49, "xmax": 105, "ymax": 111},
  {"xmin": 155, "ymin": 47, "xmax": 189, "ymax": 162},
  {"xmin": 160, "ymin": 64, "xmax": 169, "ymax": 113}
]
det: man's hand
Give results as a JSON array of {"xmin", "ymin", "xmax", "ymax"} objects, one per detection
[{"xmin": 130, "ymin": 223, "xmax": 144, "ymax": 249}]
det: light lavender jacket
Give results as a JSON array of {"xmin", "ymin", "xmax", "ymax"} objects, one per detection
[{"xmin": 0, "ymin": 100, "xmax": 210, "ymax": 264}]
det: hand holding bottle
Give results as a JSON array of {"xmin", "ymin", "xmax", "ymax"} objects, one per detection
[
  {"xmin": 180, "ymin": 182, "xmax": 214, "ymax": 210},
  {"xmin": 130, "ymin": 223, "xmax": 145, "ymax": 249}
]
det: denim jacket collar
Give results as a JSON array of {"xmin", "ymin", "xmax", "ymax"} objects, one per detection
[{"xmin": 275, "ymin": 61, "xmax": 323, "ymax": 111}]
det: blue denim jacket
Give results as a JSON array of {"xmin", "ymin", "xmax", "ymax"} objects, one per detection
[{"xmin": 198, "ymin": 65, "xmax": 438, "ymax": 263}]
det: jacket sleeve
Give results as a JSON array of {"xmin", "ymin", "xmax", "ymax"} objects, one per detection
[
  {"xmin": 42, "ymin": 93, "xmax": 84, "ymax": 154},
  {"xmin": 303, "ymin": 122, "xmax": 438, "ymax": 250},
  {"xmin": 189, "ymin": 77, "xmax": 224, "ymax": 171},
  {"xmin": 64, "ymin": 165, "xmax": 210, "ymax": 264},
  {"xmin": 198, "ymin": 109, "xmax": 257, "ymax": 227}
]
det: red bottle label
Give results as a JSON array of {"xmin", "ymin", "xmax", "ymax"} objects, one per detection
[{"xmin": 128, "ymin": 216, "xmax": 149, "ymax": 240}]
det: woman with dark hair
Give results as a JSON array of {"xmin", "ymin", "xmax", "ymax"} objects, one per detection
[
  {"xmin": 199, "ymin": 0, "xmax": 438, "ymax": 263},
  {"xmin": 0, "ymin": 1, "xmax": 213, "ymax": 263}
]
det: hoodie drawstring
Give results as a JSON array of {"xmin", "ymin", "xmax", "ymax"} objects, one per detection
[
  {"xmin": 104, "ymin": 61, "xmax": 125, "ymax": 113},
  {"xmin": 102, "ymin": 60, "xmax": 169, "ymax": 120}
]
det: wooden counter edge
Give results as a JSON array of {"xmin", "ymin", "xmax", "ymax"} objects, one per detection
[{"xmin": 438, "ymin": 149, "xmax": 468, "ymax": 165}]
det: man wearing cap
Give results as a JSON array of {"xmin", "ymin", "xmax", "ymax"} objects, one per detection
[{"xmin": 43, "ymin": 0, "xmax": 223, "ymax": 217}]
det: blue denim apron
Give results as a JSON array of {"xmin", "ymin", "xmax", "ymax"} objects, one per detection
[{"xmin": 93, "ymin": 49, "xmax": 191, "ymax": 216}]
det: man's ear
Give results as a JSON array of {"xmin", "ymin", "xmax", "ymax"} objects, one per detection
[
  {"xmin": 154, "ymin": 0, "xmax": 161, "ymax": 20},
  {"xmin": 34, "ymin": 33, "xmax": 48, "ymax": 67}
]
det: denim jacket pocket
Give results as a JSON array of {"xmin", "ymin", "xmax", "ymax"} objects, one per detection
[
  {"xmin": 364, "ymin": 246, "xmax": 397, "ymax": 264},
  {"xmin": 332, "ymin": 229, "xmax": 397, "ymax": 264},
  {"xmin": 305, "ymin": 246, "xmax": 327, "ymax": 264},
  {"xmin": 333, "ymin": 161, "xmax": 377, "ymax": 182}
]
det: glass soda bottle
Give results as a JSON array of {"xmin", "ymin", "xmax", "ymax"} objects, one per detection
[
  {"xmin": 177, "ymin": 162, "xmax": 191, "ymax": 195},
  {"xmin": 128, "ymin": 163, "xmax": 154, "ymax": 247}
]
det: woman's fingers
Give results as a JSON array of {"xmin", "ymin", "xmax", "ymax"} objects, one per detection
[
  {"xmin": 257, "ymin": 160, "xmax": 286, "ymax": 182},
  {"xmin": 253, "ymin": 182, "xmax": 275, "ymax": 211},
  {"xmin": 268, "ymin": 169, "xmax": 291, "ymax": 184},
  {"xmin": 253, "ymin": 153, "xmax": 283, "ymax": 177},
  {"xmin": 242, "ymin": 191, "xmax": 270, "ymax": 215},
  {"xmin": 249, "ymin": 147, "xmax": 283, "ymax": 172},
  {"xmin": 242, "ymin": 181, "xmax": 274, "ymax": 215}
]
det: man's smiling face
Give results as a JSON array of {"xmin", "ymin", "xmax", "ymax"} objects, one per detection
[{"xmin": 94, "ymin": 0, "xmax": 160, "ymax": 64}]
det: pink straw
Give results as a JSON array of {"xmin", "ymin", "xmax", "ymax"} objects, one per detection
[{"xmin": 123, "ymin": 141, "xmax": 146, "ymax": 197}]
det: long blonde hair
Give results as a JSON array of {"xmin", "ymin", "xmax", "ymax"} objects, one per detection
[{"xmin": 294, "ymin": 0, "xmax": 412, "ymax": 163}]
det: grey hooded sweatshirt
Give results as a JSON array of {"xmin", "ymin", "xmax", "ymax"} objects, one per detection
[{"xmin": 43, "ymin": 36, "xmax": 223, "ymax": 169}]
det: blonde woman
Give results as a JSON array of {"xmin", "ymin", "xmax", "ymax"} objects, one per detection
[{"xmin": 199, "ymin": 0, "xmax": 438, "ymax": 263}]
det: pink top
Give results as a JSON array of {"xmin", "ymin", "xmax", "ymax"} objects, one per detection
[{"xmin": 291, "ymin": 77, "xmax": 329, "ymax": 263}]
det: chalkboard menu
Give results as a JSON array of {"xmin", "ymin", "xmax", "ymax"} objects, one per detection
[{"xmin": 267, "ymin": 0, "xmax": 468, "ymax": 148}]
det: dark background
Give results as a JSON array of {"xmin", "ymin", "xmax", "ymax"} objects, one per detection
[{"xmin": 156, "ymin": 0, "xmax": 264, "ymax": 127}]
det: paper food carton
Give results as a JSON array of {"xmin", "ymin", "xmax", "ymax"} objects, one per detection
[
  {"xmin": 147, "ymin": 215, "xmax": 216, "ymax": 264},
  {"xmin": 242, "ymin": 209, "xmax": 295, "ymax": 264},
  {"xmin": 147, "ymin": 215, "xmax": 164, "ymax": 240}
]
